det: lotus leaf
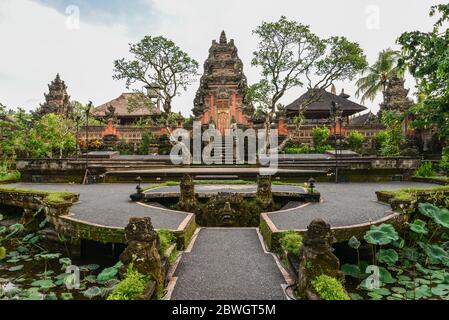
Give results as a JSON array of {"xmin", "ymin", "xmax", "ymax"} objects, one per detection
[
  {"xmin": 379, "ymin": 267, "xmax": 396, "ymax": 284},
  {"xmin": 367, "ymin": 292, "xmax": 383, "ymax": 300},
  {"xmin": 418, "ymin": 243, "xmax": 449, "ymax": 265},
  {"xmin": 31, "ymin": 279, "xmax": 55, "ymax": 289},
  {"xmin": 364, "ymin": 224, "xmax": 399, "ymax": 245},
  {"xmin": 44, "ymin": 292, "xmax": 58, "ymax": 300},
  {"xmin": 377, "ymin": 249, "xmax": 398, "ymax": 265},
  {"xmin": 392, "ymin": 287, "xmax": 406, "ymax": 294},
  {"xmin": 408, "ymin": 219, "xmax": 428, "ymax": 234},
  {"xmin": 341, "ymin": 264, "xmax": 365, "ymax": 279},
  {"xmin": 83, "ymin": 286, "xmax": 102, "ymax": 299},
  {"xmin": 372, "ymin": 287, "xmax": 390, "ymax": 296},
  {"xmin": 418, "ymin": 203, "xmax": 449, "ymax": 229},
  {"xmin": 8, "ymin": 265, "xmax": 24, "ymax": 272},
  {"xmin": 431, "ymin": 285, "xmax": 449, "ymax": 296}
]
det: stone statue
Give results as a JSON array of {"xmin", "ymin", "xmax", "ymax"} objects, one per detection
[
  {"xmin": 199, "ymin": 193, "xmax": 256, "ymax": 227},
  {"xmin": 119, "ymin": 217, "xmax": 164, "ymax": 291},
  {"xmin": 257, "ymin": 175, "xmax": 274, "ymax": 209},
  {"xmin": 297, "ymin": 219, "xmax": 345, "ymax": 300},
  {"xmin": 176, "ymin": 174, "xmax": 199, "ymax": 213}
]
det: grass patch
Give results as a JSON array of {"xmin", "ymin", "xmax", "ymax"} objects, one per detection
[
  {"xmin": 0, "ymin": 187, "xmax": 77, "ymax": 205},
  {"xmin": 380, "ymin": 185, "xmax": 449, "ymax": 202},
  {"xmin": 0, "ymin": 171, "xmax": 20, "ymax": 183},
  {"xmin": 157, "ymin": 229, "xmax": 177, "ymax": 255}
]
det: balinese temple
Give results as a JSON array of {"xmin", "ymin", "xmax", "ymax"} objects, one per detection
[
  {"xmin": 43, "ymin": 33, "xmax": 442, "ymax": 154},
  {"xmin": 193, "ymin": 31, "xmax": 254, "ymax": 134},
  {"xmin": 35, "ymin": 74, "xmax": 73, "ymax": 118}
]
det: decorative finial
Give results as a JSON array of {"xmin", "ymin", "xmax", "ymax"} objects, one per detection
[
  {"xmin": 331, "ymin": 84, "xmax": 336, "ymax": 95},
  {"xmin": 220, "ymin": 30, "xmax": 227, "ymax": 44}
]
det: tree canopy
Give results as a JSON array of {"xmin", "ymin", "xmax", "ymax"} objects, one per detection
[
  {"xmin": 113, "ymin": 36, "xmax": 199, "ymax": 114},
  {"xmin": 398, "ymin": 4, "xmax": 449, "ymax": 141}
]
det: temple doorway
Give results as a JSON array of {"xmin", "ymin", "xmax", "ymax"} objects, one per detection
[{"xmin": 217, "ymin": 100, "xmax": 231, "ymax": 135}]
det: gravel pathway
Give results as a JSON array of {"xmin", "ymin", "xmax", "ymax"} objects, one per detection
[{"xmin": 171, "ymin": 228, "xmax": 287, "ymax": 300}]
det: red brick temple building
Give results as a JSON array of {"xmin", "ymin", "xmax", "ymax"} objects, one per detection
[{"xmin": 193, "ymin": 31, "xmax": 254, "ymax": 134}]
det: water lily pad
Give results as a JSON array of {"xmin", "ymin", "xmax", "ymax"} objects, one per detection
[
  {"xmin": 379, "ymin": 267, "xmax": 396, "ymax": 284},
  {"xmin": 377, "ymin": 249, "xmax": 398, "ymax": 265},
  {"xmin": 368, "ymin": 292, "xmax": 383, "ymax": 300},
  {"xmin": 84, "ymin": 275, "xmax": 98, "ymax": 284},
  {"xmin": 341, "ymin": 264, "xmax": 365, "ymax": 279},
  {"xmin": 8, "ymin": 265, "xmax": 24, "ymax": 272},
  {"xmin": 418, "ymin": 242, "xmax": 449, "ymax": 265},
  {"xmin": 408, "ymin": 219, "xmax": 428, "ymax": 234},
  {"xmin": 97, "ymin": 262, "xmax": 122, "ymax": 283},
  {"xmin": 31, "ymin": 279, "xmax": 55, "ymax": 289},
  {"xmin": 418, "ymin": 203, "xmax": 449, "ymax": 229},
  {"xmin": 392, "ymin": 287, "xmax": 406, "ymax": 294},
  {"xmin": 80, "ymin": 264, "xmax": 100, "ymax": 272},
  {"xmin": 372, "ymin": 287, "xmax": 391, "ymax": 296},
  {"xmin": 364, "ymin": 224, "xmax": 399, "ymax": 245},
  {"xmin": 431, "ymin": 285, "xmax": 449, "ymax": 296},
  {"xmin": 83, "ymin": 286, "xmax": 102, "ymax": 299}
]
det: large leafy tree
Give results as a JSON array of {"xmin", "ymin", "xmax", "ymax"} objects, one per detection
[
  {"xmin": 113, "ymin": 36, "xmax": 199, "ymax": 115},
  {"xmin": 355, "ymin": 48, "xmax": 401, "ymax": 104},
  {"xmin": 249, "ymin": 16, "xmax": 367, "ymax": 148},
  {"xmin": 398, "ymin": 4, "xmax": 449, "ymax": 142},
  {"xmin": 27, "ymin": 114, "xmax": 76, "ymax": 159}
]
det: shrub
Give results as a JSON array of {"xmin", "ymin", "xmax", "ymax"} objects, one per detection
[
  {"xmin": 107, "ymin": 264, "xmax": 150, "ymax": 300},
  {"xmin": 314, "ymin": 144, "xmax": 332, "ymax": 154},
  {"xmin": 312, "ymin": 126, "xmax": 330, "ymax": 148},
  {"xmin": 279, "ymin": 231, "xmax": 303, "ymax": 256},
  {"xmin": 415, "ymin": 161, "xmax": 435, "ymax": 178},
  {"xmin": 311, "ymin": 275, "xmax": 350, "ymax": 300},
  {"xmin": 348, "ymin": 131, "xmax": 365, "ymax": 152},
  {"xmin": 439, "ymin": 147, "xmax": 449, "ymax": 175},
  {"xmin": 158, "ymin": 229, "xmax": 177, "ymax": 255},
  {"xmin": 285, "ymin": 145, "xmax": 310, "ymax": 154}
]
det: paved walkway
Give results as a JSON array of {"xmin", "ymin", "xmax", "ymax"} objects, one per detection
[
  {"xmin": 268, "ymin": 181, "xmax": 435, "ymax": 230},
  {"xmin": 4, "ymin": 183, "xmax": 188, "ymax": 230},
  {"xmin": 171, "ymin": 228, "xmax": 287, "ymax": 300}
]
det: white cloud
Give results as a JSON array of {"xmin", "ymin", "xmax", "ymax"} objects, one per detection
[
  {"xmin": 0, "ymin": 0, "xmax": 442, "ymax": 116},
  {"xmin": 0, "ymin": 0, "xmax": 131, "ymax": 110}
]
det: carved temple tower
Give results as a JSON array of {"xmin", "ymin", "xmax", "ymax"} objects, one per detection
[
  {"xmin": 379, "ymin": 75, "xmax": 414, "ymax": 136},
  {"xmin": 193, "ymin": 31, "xmax": 254, "ymax": 134},
  {"xmin": 37, "ymin": 74, "xmax": 72, "ymax": 118}
]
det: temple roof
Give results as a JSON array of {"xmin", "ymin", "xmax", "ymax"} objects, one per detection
[
  {"xmin": 349, "ymin": 111, "xmax": 382, "ymax": 127},
  {"xmin": 93, "ymin": 93, "xmax": 160, "ymax": 118},
  {"xmin": 286, "ymin": 89, "xmax": 367, "ymax": 115}
]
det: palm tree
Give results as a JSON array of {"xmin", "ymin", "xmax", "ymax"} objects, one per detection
[{"xmin": 355, "ymin": 49, "xmax": 401, "ymax": 104}]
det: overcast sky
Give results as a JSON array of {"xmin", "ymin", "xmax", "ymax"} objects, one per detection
[{"xmin": 0, "ymin": 0, "xmax": 442, "ymax": 116}]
